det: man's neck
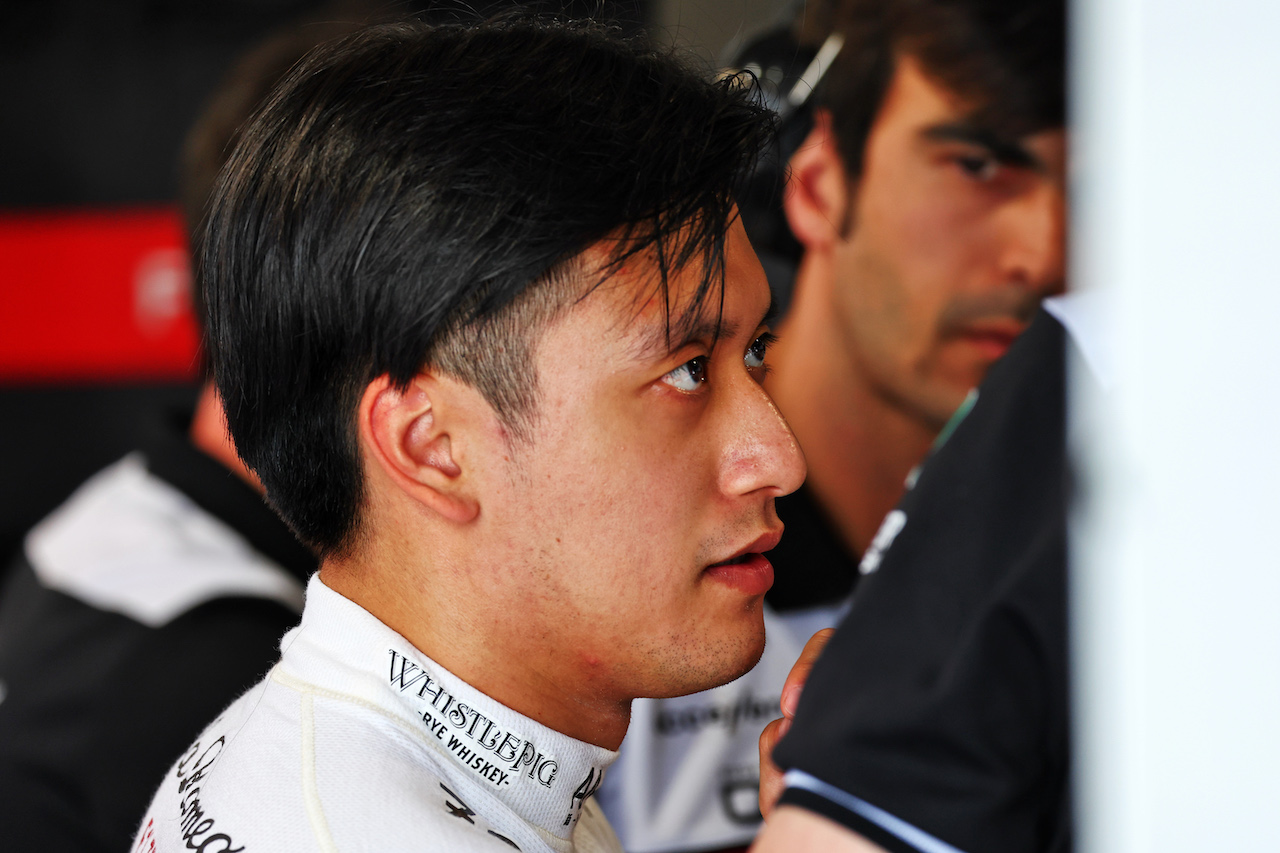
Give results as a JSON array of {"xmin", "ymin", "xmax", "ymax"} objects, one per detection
[
  {"xmin": 767, "ymin": 256, "xmax": 939, "ymax": 557},
  {"xmin": 319, "ymin": 550, "xmax": 632, "ymax": 752},
  {"xmin": 189, "ymin": 382, "xmax": 264, "ymax": 493}
]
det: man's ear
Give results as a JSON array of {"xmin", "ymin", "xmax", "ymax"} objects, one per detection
[
  {"xmin": 784, "ymin": 110, "xmax": 853, "ymax": 251},
  {"xmin": 358, "ymin": 373, "xmax": 479, "ymax": 524}
]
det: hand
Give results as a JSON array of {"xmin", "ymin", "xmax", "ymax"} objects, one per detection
[{"xmin": 757, "ymin": 628, "xmax": 834, "ymax": 819}]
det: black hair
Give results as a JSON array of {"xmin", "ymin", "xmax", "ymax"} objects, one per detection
[
  {"xmin": 200, "ymin": 17, "xmax": 771, "ymax": 556},
  {"xmin": 813, "ymin": 0, "xmax": 1066, "ymax": 175},
  {"xmin": 728, "ymin": 0, "xmax": 1063, "ymax": 308},
  {"xmin": 179, "ymin": 14, "xmax": 373, "ymax": 369},
  {"xmin": 180, "ymin": 19, "xmax": 365, "ymax": 243}
]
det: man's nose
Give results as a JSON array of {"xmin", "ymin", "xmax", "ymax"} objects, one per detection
[
  {"xmin": 718, "ymin": 380, "xmax": 807, "ymax": 500},
  {"xmin": 997, "ymin": 181, "xmax": 1067, "ymax": 295}
]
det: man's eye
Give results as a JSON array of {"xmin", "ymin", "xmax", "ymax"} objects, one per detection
[
  {"xmin": 662, "ymin": 357, "xmax": 708, "ymax": 392},
  {"xmin": 956, "ymin": 154, "xmax": 1000, "ymax": 181},
  {"xmin": 745, "ymin": 333, "xmax": 774, "ymax": 370}
]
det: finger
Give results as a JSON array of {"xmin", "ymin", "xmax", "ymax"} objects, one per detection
[
  {"xmin": 781, "ymin": 627, "xmax": 835, "ymax": 717},
  {"xmin": 757, "ymin": 715, "xmax": 792, "ymax": 820}
]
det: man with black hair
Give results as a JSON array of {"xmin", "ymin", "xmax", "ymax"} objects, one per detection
[
  {"xmin": 134, "ymin": 18, "xmax": 803, "ymax": 853},
  {"xmin": 597, "ymin": 1, "xmax": 1066, "ymax": 851}
]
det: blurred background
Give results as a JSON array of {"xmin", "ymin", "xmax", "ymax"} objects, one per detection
[
  {"xmin": 0, "ymin": 0, "xmax": 789, "ymax": 568},
  {"xmin": 3, "ymin": 1, "xmax": 1279, "ymax": 849}
]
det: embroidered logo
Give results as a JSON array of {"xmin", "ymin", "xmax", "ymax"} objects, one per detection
[
  {"xmin": 441, "ymin": 784, "xmax": 522, "ymax": 849},
  {"xmin": 388, "ymin": 649, "xmax": 559, "ymax": 789},
  {"xmin": 169, "ymin": 736, "xmax": 244, "ymax": 853},
  {"xmin": 562, "ymin": 767, "xmax": 603, "ymax": 827}
]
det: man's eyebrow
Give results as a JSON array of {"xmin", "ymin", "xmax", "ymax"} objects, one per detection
[
  {"xmin": 631, "ymin": 294, "xmax": 776, "ymax": 359},
  {"xmin": 921, "ymin": 122, "xmax": 1044, "ymax": 171},
  {"xmin": 635, "ymin": 317, "xmax": 738, "ymax": 359}
]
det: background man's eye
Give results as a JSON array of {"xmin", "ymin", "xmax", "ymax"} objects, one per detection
[
  {"xmin": 662, "ymin": 357, "xmax": 708, "ymax": 392},
  {"xmin": 957, "ymin": 154, "xmax": 1000, "ymax": 181}
]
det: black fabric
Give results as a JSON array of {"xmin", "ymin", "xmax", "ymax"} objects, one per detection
[
  {"xmin": 767, "ymin": 483, "xmax": 861, "ymax": 613},
  {"xmin": 0, "ymin": 431, "xmax": 317, "ymax": 851},
  {"xmin": 781, "ymin": 787, "xmax": 921, "ymax": 853},
  {"xmin": 774, "ymin": 310, "xmax": 1073, "ymax": 853},
  {"xmin": 0, "ymin": 1, "xmax": 651, "ymax": 208}
]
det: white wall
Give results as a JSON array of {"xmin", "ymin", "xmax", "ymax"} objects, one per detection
[{"xmin": 1071, "ymin": 0, "xmax": 1280, "ymax": 849}]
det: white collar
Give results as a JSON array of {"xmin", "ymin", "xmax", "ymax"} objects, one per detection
[{"xmin": 278, "ymin": 574, "xmax": 618, "ymax": 842}]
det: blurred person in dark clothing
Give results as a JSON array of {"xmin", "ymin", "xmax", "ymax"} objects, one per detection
[
  {"xmin": 744, "ymin": 1, "xmax": 1075, "ymax": 846},
  {"xmin": 756, "ymin": 295, "xmax": 1092, "ymax": 852},
  {"xmin": 0, "ymin": 21, "xmax": 362, "ymax": 851}
]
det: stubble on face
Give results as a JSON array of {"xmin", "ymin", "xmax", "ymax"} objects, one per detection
[
  {"xmin": 832, "ymin": 55, "xmax": 1066, "ymax": 429},
  {"xmin": 481, "ymin": 223, "xmax": 794, "ymax": 706}
]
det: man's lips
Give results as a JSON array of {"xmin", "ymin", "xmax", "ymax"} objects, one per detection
[
  {"xmin": 704, "ymin": 530, "xmax": 782, "ymax": 596},
  {"xmin": 955, "ymin": 322, "xmax": 1025, "ymax": 360}
]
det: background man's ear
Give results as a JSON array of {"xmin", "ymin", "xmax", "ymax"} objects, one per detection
[
  {"xmin": 358, "ymin": 374, "xmax": 479, "ymax": 524},
  {"xmin": 783, "ymin": 110, "xmax": 853, "ymax": 251}
]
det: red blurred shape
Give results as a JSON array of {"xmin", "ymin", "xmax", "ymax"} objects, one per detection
[{"xmin": 0, "ymin": 207, "xmax": 201, "ymax": 383}]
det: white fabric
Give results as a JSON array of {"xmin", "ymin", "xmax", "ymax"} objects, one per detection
[
  {"xmin": 1043, "ymin": 292, "xmax": 1113, "ymax": 390},
  {"xmin": 26, "ymin": 454, "xmax": 305, "ymax": 627},
  {"xmin": 597, "ymin": 601, "xmax": 848, "ymax": 852},
  {"xmin": 133, "ymin": 574, "xmax": 623, "ymax": 853}
]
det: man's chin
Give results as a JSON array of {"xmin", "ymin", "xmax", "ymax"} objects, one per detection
[
  {"xmin": 725, "ymin": 628, "xmax": 768, "ymax": 683},
  {"xmin": 643, "ymin": 620, "xmax": 767, "ymax": 700},
  {"xmin": 895, "ymin": 379, "xmax": 976, "ymax": 431}
]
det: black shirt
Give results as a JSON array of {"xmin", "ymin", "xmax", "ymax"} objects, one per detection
[{"xmin": 774, "ymin": 310, "xmax": 1074, "ymax": 853}]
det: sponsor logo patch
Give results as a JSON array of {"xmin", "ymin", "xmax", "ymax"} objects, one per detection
[
  {"xmin": 388, "ymin": 649, "xmax": 559, "ymax": 790},
  {"xmin": 166, "ymin": 736, "xmax": 244, "ymax": 853}
]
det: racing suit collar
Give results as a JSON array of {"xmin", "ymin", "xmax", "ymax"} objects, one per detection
[{"xmin": 279, "ymin": 575, "xmax": 619, "ymax": 843}]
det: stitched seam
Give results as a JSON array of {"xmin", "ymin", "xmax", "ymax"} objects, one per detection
[
  {"xmin": 301, "ymin": 692, "xmax": 340, "ymax": 853},
  {"xmin": 273, "ymin": 668, "xmax": 434, "ymax": 744}
]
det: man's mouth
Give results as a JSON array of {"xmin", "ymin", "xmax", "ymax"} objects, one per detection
[
  {"xmin": 956, "ymin": 324, "xmax": 1024, "ymax": 360},
  {"xmin": 711, "ymin": 553, "xmax": 755, "ymax": 567},
  {"xmin": 703, "ymin": 530, "xmax": 782, "ymax": 596}
]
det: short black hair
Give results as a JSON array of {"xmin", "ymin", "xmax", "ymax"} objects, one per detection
[
  {"xmin": 803, "ymin": 0, "xmax": 1066, "ymax": 175},
  {"xmin": 200, "ymin": 17, "xmax": 771, "ymax": 556},
  {"xmin": 180, "ymin": 19, "xmax": 366, "ymax": 242},
  {"xmin": 179, "ymin": 15, "xmax": 371, "ymax": 369}
]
